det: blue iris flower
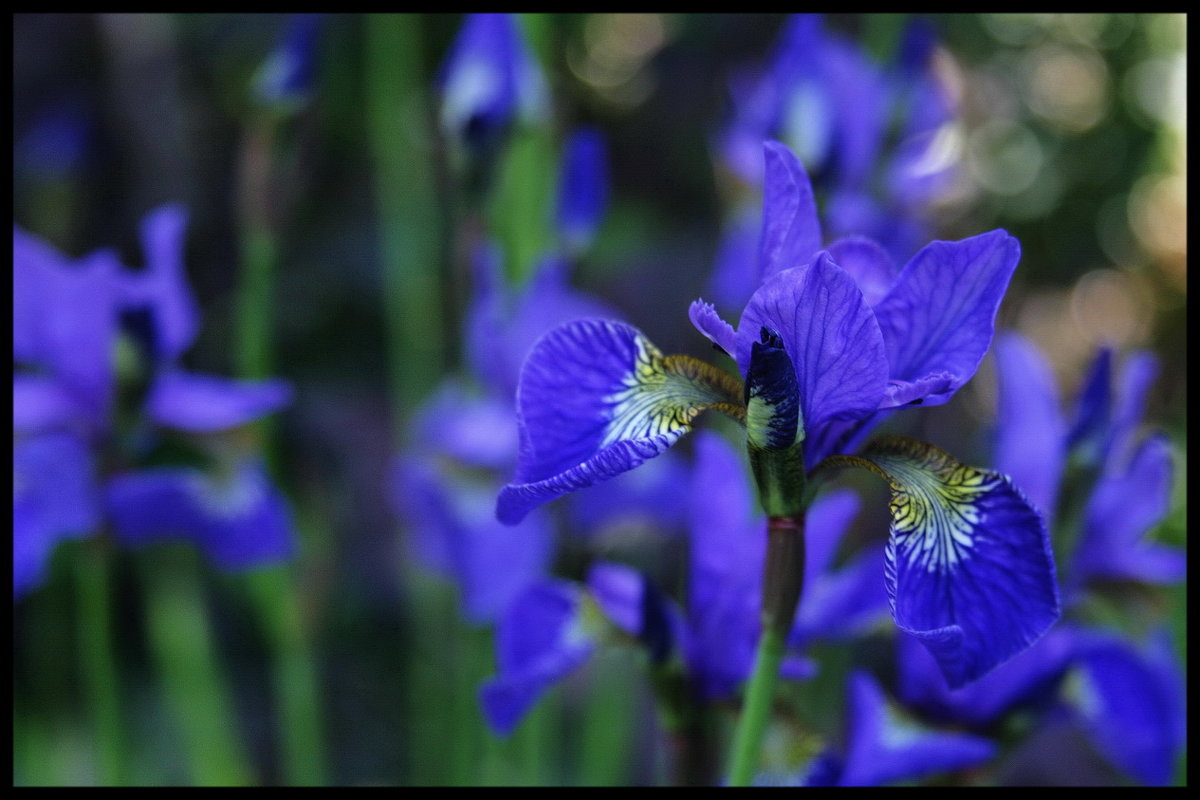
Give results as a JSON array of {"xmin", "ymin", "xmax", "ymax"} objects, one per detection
[
  {"xmin": 13, "ymin": 206, "xmax": 295, "ymax": 595},
  {"xmin": 497, "ymin": 140, "xmax": 1059, "ymax": 690},
  {"xmin": 254, "ymin": 13, "xmax": 324, "ymax": 108},
  {"xmin": 437, "ymin": 13, "xmax": 548, "ymax": 152},
  {"xmin": 992, "ymin": 333, "xmax": 1183, "ymax": 590}
]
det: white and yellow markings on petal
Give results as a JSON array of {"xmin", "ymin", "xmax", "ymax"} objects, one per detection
[
  {"xmin": 826, "ymin": 436, "xmax": 1002, "ymax": 574},
  {"xmin": 599, "ymin": 334, "xmax": 745, "ymax": 449}
]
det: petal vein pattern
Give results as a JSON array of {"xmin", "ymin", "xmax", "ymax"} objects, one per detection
[
  {"xmin": 498, "ymin": 319, "xmax": 744, "ymax": 524},
  {"xmin": 824, "ymin": 435, "xmax": 1060, "ymax": 688}
]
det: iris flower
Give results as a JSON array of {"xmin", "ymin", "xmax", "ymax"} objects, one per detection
[
  {"xmin": 13, "ymin": 205, "xmax": 294, "ymax": 595},
  {"xmin": 497, "ymin": 140, "xmax": 1059, "ymax": 689}
]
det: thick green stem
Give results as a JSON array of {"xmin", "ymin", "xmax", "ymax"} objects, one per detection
[
  {"xmin": 726, "ymin": 625, "xmax": 788, "ymax": 786},
  {"xmin": 74, "ymin": 540, "xmax": 127, "ymax": 785}
]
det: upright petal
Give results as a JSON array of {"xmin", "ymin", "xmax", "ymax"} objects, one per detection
[
  {"xmin": 555, "ymin": 127, "xmax": 609, "ymax": 254},
  {"xmin": 736, "ymin": 252, "xmax": 888, "ymax": 434},
  {"xmin": 825, "ymin": 235, "xmax": 897, "ymax": 307},
  {"xmin": 992, "ymin": 332, "xmax": 1067, "ymax": 521},
  {"xmin": 873, "ymin": 230, "xmax": 1020, "ymax": 408},
  {"xmin": 758, "ymin": 141, "xmax": 823, "ymax": 282},
  {"xmin": 121, "ymin": 204, "xmax": 200, "ymax": 363},
  {"xmin": 831, "ymin": 436, "xmax": 1060, "ymax": 688},
  {"xmin": 497, "ymin": 319, "xmax": 744, "ymax": 524}
]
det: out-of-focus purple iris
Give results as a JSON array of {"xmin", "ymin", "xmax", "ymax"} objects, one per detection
[
  {"xmin": 12, "ymin": 206, "xmax": 295, "ymax": 596},
  {"xmin": 992, "ymin": 333, "xmax": 1183, "ymax": 591},
  {"xmin": 254, "ymin": 13, "xmax": 324, "ymax": 108},
  {"xmin": 436, "ymin": 13, "xmax": 548, "ymax": 152},
  {"xmin": 718, "ymin": 14, "xmax": 960, "ymax": 269},
  {"xmin": 498, "ymin": 140, "xmax": 1059, "ymax": 689},
  {"xmin": 795, "ymin": 670, "xmax": 995, "ymax": 786}
]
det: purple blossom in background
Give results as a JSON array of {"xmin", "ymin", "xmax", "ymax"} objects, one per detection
[
  {"xmin": 254, "ymin": 13, "xmax": 324, "ymax": 107},
  {"xmin": 992, "ymin": 333, "xmax": 1183, "ymax": 591},
  {"xmin": 12, "ymin": 205, "xmax": 296, "ymax": 595},
  {"xmin": 437, "ymin": 12, "xmax": 547, "ymax": 151}
]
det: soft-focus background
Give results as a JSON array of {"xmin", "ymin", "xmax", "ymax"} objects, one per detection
[{"xmin": 13, "ymin": 13, "xmax": 1186, "ymax": 786}]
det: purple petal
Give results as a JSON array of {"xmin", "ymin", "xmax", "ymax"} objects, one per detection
[
  {"xmin": 586, "ymin": 562, "xmax": 683, "ymax": 664},
  {"xmin": 1074, "ymin": 434, "xmax": 1182, "ymax": 585},
  {"xmin": 803, "ymin": 487, "xmax": 861, "ymax": 581},
  {"xmin": 736, "ymin": 252, "xmax": 888, "ymax": 433},
  {"xmin": 860, "ymin": 436, "xmax": 1060, "ymax": 688},
  {"xmin": 758, "ymin": 141, "xmax": 823, "ymax": 282},
  {"xmin": 991, "ymin": 332, "xmax": 1067, "ymax": 521},
  {"xmin": 497, "ymin": 319, "xmax": 742, "ymax": 524},
  {"xmin": 106, "ymin": 461, "xmax": 294, "ymax": 569},
  {"xmin": 392, "ymin": 457, "xmax": 554, "ymax": 624},
  {"xmin": 146, "ymin": 370, "xmax": 292, "ymax": 433},
  {"xmin": 873, "ymin": 230, "xmax": 1021, "ymax": 408},
  {"xmin": 1066, "ymin": 346, "xmax": 1112, "ymax": 455},
  {"xmin": 556, "ymin": 127, "xmax": 609, "ymax": 253},
  {"xmin": 825, "ymin": 236, "xmax": 897, "ymax": 307},
  {"xmin": 13, "ymin": 431, "xmax": 98, "ymax": 597},
  {"xmin": 121, "ymin": 204, "xmax": 200, "ymax": 363},
  {"xmin": 685, "ymin": 430, "xmax": 765, "ymax": 699},
  {"xmin": 688, "ymin": 299, "xmax": 739, "ymax": 358},
  {"xmin": 1070, "ymin": 630, "xmax": 1186, "ymax": 786},
  {"xmin": 897, "ymin": 625, "xmax": 1080, "ymax": 727},
  {"xmin": 567, "ymin": 447, "xmax": 691, "ymax": 538},
  {"xmin": 792, "ymin": 545, "xmax": 888, "ymax": 645},
  {"xmin": 705, "ymin": 204, "xmax": 763, "ymax": 312},
  {"xmin": 13, "ymin": 374, "xmax": 83, "ymax": 434},
  {"xmin": 821, "ymin": 37, "xmax": 890, "ymax": 191},
  {"xmin": 13, "ymin": 227, "xmax": 121, "ymax": 426},
  {"xmin": 838, "ymin": 670, "xmax": 997, "ymax": 786},
  {"xmin": 479, "ymin": 579, "xmax": 594, "ymax": 736},
  {"xmin": 1105, "ymin": 351, "xmax": 1159, "ymax": 470},
  {"xmin": 409, "ymin": 379, "xmax": 518, "ymax": 470},
  {"xmin": 254, "ymin": 13, "xmax": 323, "ymax": 105}
]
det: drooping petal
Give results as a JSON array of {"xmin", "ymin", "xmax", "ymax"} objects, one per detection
[
  {"xmin": 478, "ymin": 579, "xmax": 594, "ymax": 736},
  {"xmin": 837, "ymin": 670, "xmax": 997, "ymax": 786},
  {"xmin": 146, "ymin": 369, "xmax": 292, "ymax": 433},
  {"xmin": 831, "ymin": 435, "xmax": 1060, "ymax": 688},
  {"xmin": 392, "ymin": 457, "xmax": 553, "ymax": 624},
  {"xmin": 825, "ymin": 235, "xmax": 897, "ymax": 307},
  {"xmin": 873, "ymin": 229, "xmax": 1021, "ymax": 408},
  {"xmin": 991, "ymin": 332, "xmax": 1067, "ymax": 521},
  {"xmin": 497, "ymin": 319, "xmax": 744, "ymax": 524},
  {"xmin": 896, "ymin": 624, "xmax": 1080, "ymax": 728},
  {"xmin": 13, "ymin": 374, "xmax": 83, "ymax": 434},
  {"xmin": 1074, "ymin": 434, "xmax": 1182, "ymax": 585},
  {"xmin": 1067, "ymin": 630, "xmax": 1186, "ymax": 786},
  {"xmin": 736, "ymin": 252, "xmax": 888, "ymax": 435},
  {"xmin": 13, "ymin": 432, "xmax": 98, "ymax": 597},
  {"xmin": 555, "ymin": 127, "xmax": 609, "ymax": 254},
  {"xmin": 686, "ymin": 430, "xmax": 764, "ymax": 698},
  {"xmin": 106, "ymin": 461, "xmax": 295, "ymax": 569},
  {"xmin": 758, "ymin": 141, "xmax": 823, "ymax": 282}
]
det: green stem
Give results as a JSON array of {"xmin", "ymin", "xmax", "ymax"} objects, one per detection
[
  {"xmin": 364, "ymin": 12, "xmax": 443, "ymax": 425},
  {"xmin": 726, "ymin": 625, "xmax": 787, "ymax": 787},
  {"xmin": 139, "ymin": 548, "xmax": 254, "ymax": 786},
  {"xmin": 74, "ymin": 540, "xmax": 127, "ymax": 785},
  {"xmin": 244, "ymin": 568, "xmax": 326, "ymax": 786}
]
